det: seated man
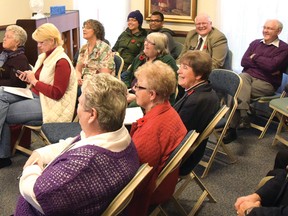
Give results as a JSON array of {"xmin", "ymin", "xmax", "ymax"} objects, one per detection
[
  {"xmin": 224, "ymin": 19, "xmax": 288, "ymax": 144},
  {"xmin": 177, "ymin": 13, "xmax": 228, "ymax": 70},
  {"xmin": 174, "ymin": 50, "xmax": 219, "ymax": 175},
  {"xmin": 14, "ymin": 73, "xmax": 139, "ymax": 216},
  {"xmin": 148, "ymin": 11, "xmax": 178, "ymax": 59},
  {"xmin": 235, "ymin": 152, "xmax": 288, "ymax": 216}
]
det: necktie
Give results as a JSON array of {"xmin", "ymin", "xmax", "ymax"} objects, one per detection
[{"xmin": 196, "ymin": 37, "xmax": 203, "ymax": 50}]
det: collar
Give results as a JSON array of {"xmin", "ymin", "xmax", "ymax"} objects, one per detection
[
  {"xmin": 185, "ymin": 80, "xmax": 208, "ymax": 94},
  {"xmin": 135, "ymin": 101, "xmax": 171, "ymax": 127},
  {"xmin": 260, "ymin": 38, "xmax": 280, "ymax": 47}
]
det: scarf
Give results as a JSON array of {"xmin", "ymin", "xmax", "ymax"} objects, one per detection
[{"xmin": 0, "ymin": 46, "xmax": 25, "ymax": 67}]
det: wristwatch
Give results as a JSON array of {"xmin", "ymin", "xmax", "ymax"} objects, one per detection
[{"xmin": 244, "ymin": 207, "xmax": 254, "ymax": 215}]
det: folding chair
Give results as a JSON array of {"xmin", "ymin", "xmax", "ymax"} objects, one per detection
[
  {"xmin": 199, "ymin": 69, "xmax": 242, "ymax": 178},
  {"xmin": 250, "ymin": 73, "xmax": 288, "ymax": 139},
  {"xmin": 114, "ymin": 52, "xmax": 124, "ymax": 80},
  {"xmin": 150, "ymin": 130, "xmax": 199, "ymax": 216},
  {"xmin": 102, "ymin": 163, "xmax": 153, "ymax": 216},
  {"xmin": 172, "ymin": 105, "xmax": 229, "ymax": 216},
  {"xmin": 269, "ymin": 97, "xmax": 288, "ymax": 146}
]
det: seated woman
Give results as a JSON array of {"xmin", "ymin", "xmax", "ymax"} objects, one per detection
[
  {"xmin": 128, "ymin": 61, "xmax": 187, "ymax": 215},
  {"xmin": 14, "ymin": 73, "xmax": 139, "ymax": 216},
  {"xmin": 113, "ymin": 10, "xmax": 147, "ymax": 71},
  {"xmin": 0, "ymin": 23, "xmax": 77, "ymax": 168},
  {"xmin": 125, "ymin": 32, "xmax": 178, "ymax": 105},
  {"xmin": 0, "ymin": 25, "xmax": 31, "ymax": 87},
  {"xmin": 174, "ymin": 50, "xmax": 219, "ymax": 175},
  {"xmin": 76, "ymin": 19, "xmax": 115, "ymax": 88}
]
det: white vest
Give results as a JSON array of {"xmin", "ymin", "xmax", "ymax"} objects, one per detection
[{"xmin": 33, "ymin": 46, "xmax": 77, "ymax": 123}]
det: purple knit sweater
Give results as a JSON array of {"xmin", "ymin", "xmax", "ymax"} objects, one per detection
[
  {"xmin": 14, "ymin": 142, "xmax": 139, "ymax": 216},
  {"xmin": 241, "ymin": 39, "xmax": 288, "ymax": 90}
]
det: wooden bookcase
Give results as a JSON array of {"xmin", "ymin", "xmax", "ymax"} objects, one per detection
[{"xmin": 16, "ymin": 10, "xmax": 80, "ymax": 65}]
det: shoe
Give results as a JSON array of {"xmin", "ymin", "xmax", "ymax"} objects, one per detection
[
  {"xmin": 238, "ymin": 116, "xmax": 251, "ymax": 129},
  {"xmin": 223, "ymin": 128, "xmax": 237, "ymax": 144},
  {"xmin": 0, "ymin": 158, "xmax": 12, "ymax": 169}
]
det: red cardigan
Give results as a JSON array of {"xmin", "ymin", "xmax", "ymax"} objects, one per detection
[{"xmin": 129, "ymin": 101, "xmax": 187, "ymax": 215}]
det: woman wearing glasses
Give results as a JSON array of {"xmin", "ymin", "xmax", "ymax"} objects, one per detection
[
  {"xmin": 0, "ymin": 23, "xmax": 77, "ymax": 168},
  {"xmin": 125, "ymin": 32, "xmax": 178, "ymax": 106},
  {"xmin": 127, "ymin": 60, "xmax": 187, "ymax": 215},
  {"xmin": 76, "ymin": 19, "xmax": 114, "ymax": 87}
]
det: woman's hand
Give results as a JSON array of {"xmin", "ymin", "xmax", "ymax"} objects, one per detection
[
  {"xmin": 17, "ymin": 70, "xmax": 38, "ymax": 85},
  {"xmin": 23, "ymin": 151, "xmax": 45, "ymax": 170},
  {"xmin": 127, "ymin": 92, "xmax": 136, "ymax": 103}
]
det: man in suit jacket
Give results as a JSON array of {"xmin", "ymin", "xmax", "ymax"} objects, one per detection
[
  {"xmin": 235, "ymin": 165, "xmax": 288, "ymax": 215},
  {"xmin": 174, "ymin": 50, "xmax": 219, "ymax": 175},
  {"xmin": 177, "ymin": 13, "xmax": 228, "ymax": 70}
]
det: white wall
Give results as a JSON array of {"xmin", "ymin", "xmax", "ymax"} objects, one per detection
[{"xmin": 73, "ymin": 0, "xmax": 131, "ymax": 47}]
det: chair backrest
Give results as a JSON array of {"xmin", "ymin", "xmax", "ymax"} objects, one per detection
[
  {"xmin": 223, "ymin": 49, "xmax": 233, "ymax": 70},
  {"xmin": 114, "ymin": 53, "xmax": 124, "ymax": 79},
  {"xmin": 155, "ymin": 130, "xmax": 199, "ymax": 188},
  {"xmin": 183, "ymin": 105, "xmax": 229, "ymax": 163},
  {"xmin": 101, "ymin": 163, "xmax": 153, "ymax": 216},
  {"xmin": 210, "ymin": 69, "xmax": 243, "ymax": 128},
  {"xmin": 173, "ymin": 41, "xmax": 184, "ymax": 59}
]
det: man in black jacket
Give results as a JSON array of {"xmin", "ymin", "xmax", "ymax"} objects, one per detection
[{"xmin": 235, "ymin": 154, "xmax": 288, "ymax": 216}]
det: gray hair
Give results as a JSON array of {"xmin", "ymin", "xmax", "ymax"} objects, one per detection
[
  {"xmin": 81, "ymin": 73, "xmax": 127, "ymax": 132},
  {"xmin": 6, "ymin": 25, "xmax": 27, "ymax": 47},
  {"xmin": 146, "ymin": 32, "xmax": 169, "ymax": 56}
]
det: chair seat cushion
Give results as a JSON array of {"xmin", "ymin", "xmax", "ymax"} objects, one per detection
[
  {"xmin": 270, "ymin": 97, "xmax": 288, "ymax": 116},
  {"xmin": 41, "ymin": 122, "xmax": 81, "ymax": 144}
]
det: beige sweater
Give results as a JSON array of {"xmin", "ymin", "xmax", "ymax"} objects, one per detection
[{"xmin": 33, "ymin": 46, "xmax": 77, "ymax": 123}]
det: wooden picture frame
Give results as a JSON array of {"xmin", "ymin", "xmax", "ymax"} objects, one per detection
[{"xmin": 145, "ymin": 0, "xmax": 197, "ymax": 24}]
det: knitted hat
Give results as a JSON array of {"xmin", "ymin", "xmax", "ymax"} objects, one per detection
[{"xmin": 127, "ymin": 10, "xmax": 143, "ymax": 26}]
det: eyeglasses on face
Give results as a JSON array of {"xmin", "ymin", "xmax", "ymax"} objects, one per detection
[
  {"xmin": 133, "ymin": 83, "xmax": 148, "ymax": 91},
  {"xmin": 150, "ymin": 19, "xmax": 162, "ymax": 23},
  {"xmin": 195, "ymin": 22, "xmax": 209, "ymax": 27},
  {"xmin": 145, "ymin": 38, "xmax": 155, "ymax": 46}
]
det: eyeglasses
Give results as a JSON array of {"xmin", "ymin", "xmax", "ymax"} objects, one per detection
[
  {"xmin": 263, "ymin": 26, "xmax": 277, "ymax": 31},
  {"xmin": 195, "ymin": 22, "xmax": 209, "ymax": 27},
  {"xmin": 82, "ymin": 26, "xmax": 92, "ymax": 30},
  {"xmin": 134, "ymin": 83, "xmax": 148, "ymax": 91},
  {"xmin": 150, "ymin": 19, "xmax": 162, "ymax": 23},
  {"xmin": 145, "ymin": 39, "xmax": 155, "ymax": 46}
]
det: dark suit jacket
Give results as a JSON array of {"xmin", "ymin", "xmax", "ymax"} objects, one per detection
[
  {"xmin": 174, "ymin": 82, "xmax": 219, "ymax": 175},
  {"xmin": 178, "ymin": 27, "xmax": 228, "ymax": 69},
  {"xmin": 249, "ymin": 169, "xmax": 288, "ymax": 215}
]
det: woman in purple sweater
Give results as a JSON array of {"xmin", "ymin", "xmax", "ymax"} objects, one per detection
[{"xmin": 14, "ymin": 73, "xmax": 139, "ymax": 216}]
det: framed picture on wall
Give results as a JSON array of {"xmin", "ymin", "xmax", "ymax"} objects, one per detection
[{"xmin": 145, "ymin": 0, "xmax": 197, "ymax": 23}]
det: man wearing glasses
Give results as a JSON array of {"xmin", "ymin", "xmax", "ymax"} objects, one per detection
[
  {"xmin": 148, "ymin": 11, "xmax": 178, "ymax": 59},
  {"xmin": 178, "ymin": 13, "xmax": 228, "ymax": 70}
]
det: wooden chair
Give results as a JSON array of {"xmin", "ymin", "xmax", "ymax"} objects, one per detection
[
  {"xmin": 102, "ymin": 163, "xmax": 153, "ymax": 216},
  {"xmin": 199, "ymin": 69, "xmax": 242, "ymax": 178},
  {"xmin": 172, "ymin": 105, "xmax": 229, "ymax": 216},
  {"xmin": 114, "ymin": 52, "xmax": 124, "ymax": 80},
  {"xmin": 12, "ymin": 121, "xmax": 45, "ymax": 156},
  {"xmin": 150, "ymin": 130, "xmax": 199, "ymax": 216}
]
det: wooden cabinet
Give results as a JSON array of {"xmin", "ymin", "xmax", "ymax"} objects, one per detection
[{"xmin": 16, "ymin": 10, "xmax": 80, "ymax": 65}]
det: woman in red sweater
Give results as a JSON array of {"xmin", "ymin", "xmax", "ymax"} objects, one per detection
[{"xmin": 128, "ymin": 60, "xmax": 187, "ymax": 215}]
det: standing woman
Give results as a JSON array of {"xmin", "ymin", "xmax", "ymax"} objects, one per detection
[
  {"xmin": 76, "ymin": 19, "xmax": 115, "ymax": 87},
  {"xmin": 0, "ymin": 25, "xmax": 30, "ymax": 87},
  {"xmin": 0, "ymin": 23, "xmax": 77, "ymax": 168},
  {"xmin": 113, "ymin": 10, "xmax": 147, "ymax": 71}
]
